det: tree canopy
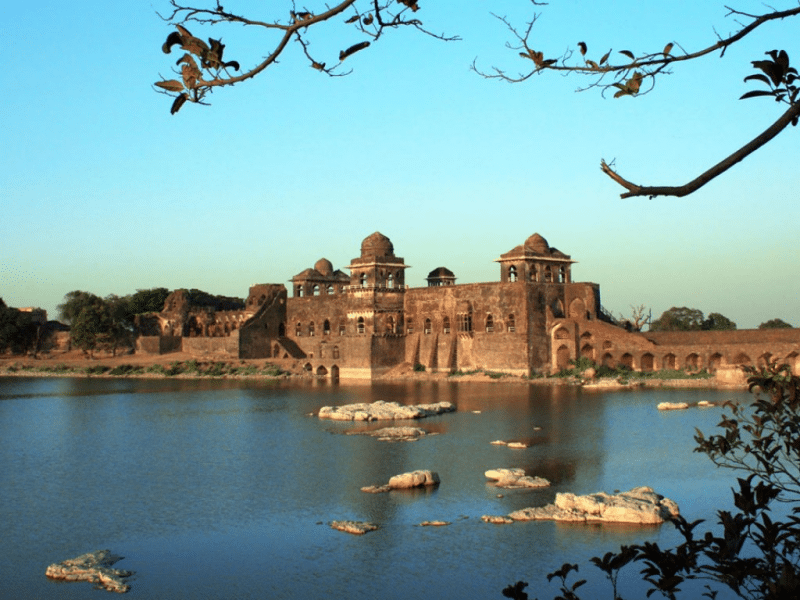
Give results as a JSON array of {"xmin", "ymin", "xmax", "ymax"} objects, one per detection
[
  {"xmin": 154, "ymin": 1, "xmax": 800, "ymax": 198},
  {"xmin": 649, "ymin": 307, "xmax": 738, "ymax": 332},
  {"xmin": 0, "ymin": 299, "xmax": 37, "ymax": 354},
  {"xmin": 759, "ymin": 318, "xmax": 794, "ymax": 329}
]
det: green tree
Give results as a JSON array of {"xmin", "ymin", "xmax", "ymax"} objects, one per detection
[
  {"xmin": 0, "ymin": 299, "xmax": 37, "ymax": 354},
  {"xmin": 127, "ymin": 288, "xmax": 170, "ymax": 315},
  {"xmin": 69, "ymin": 301, "xmax": 113, "ymax": 358},
  {"xmin": 650, "ymin": 307, "xmax": 705, "ymax": 332},
  {"xmin": 58, "ymin": 291, "xmax": 105, "ymax": 325},
  {"xmin": 154, "ymin": 1, "xmax": 800, "ymax": 197},
  {"xmin": 759, "ymin": 318, "xmax": 793, "ymax": 329},
  {"xmin": 703, "ymin": 312, "xmax": 737, "ymax": 331}
]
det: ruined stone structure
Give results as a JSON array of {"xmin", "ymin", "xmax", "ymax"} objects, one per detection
[{"xmin": 136, "ymin": 232, "xmax": 800, "ymax": 380}]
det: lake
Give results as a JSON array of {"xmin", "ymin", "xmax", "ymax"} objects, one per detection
[{"xmin": 0, "ymin": 377, "xmax": 750, "ymax": 599}]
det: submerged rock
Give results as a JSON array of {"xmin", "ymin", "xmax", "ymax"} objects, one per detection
[
  {"xmin": 348, "ymin": 426, "xmax": 430, "ymax": 441},
  {"xmin": 485, "ymin": 468, "xmax": 551, "ymax": 489},
  {"xmin": 362, "ymin": 469, "xmax": 440, "ymax": 493},
  {"xmin": 45, "ymin": 550, "xmax": 133, "ymax": 593},
  {"xmin": 419, "ymin": 520, "xmax": 451, "ymax": 527},
  {"xmin": 331, "ymin": 520, "xmax": 379, "ymax": 535},
  {"xmin": 482, "ymin": 515, "xmax": 514, "ymax": 524},
  {"xmin": 318, "ymin": 401, "xmax": 455, "ymax": 421},
  {"xmin": 657, "ymin": 402, "xmax": 690, "ymax": 411},
  {"xmin": 509, "ymin": 486, "xmax": 680, "ymax": 524}
]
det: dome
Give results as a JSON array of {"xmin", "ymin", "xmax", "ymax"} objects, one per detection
[
  {"xmin": 314, "ymin": 258, "xmax": 333, "ymax": 276},
  {"xmin": 524, "ymin": 233, "xmax": 550, "ymax": 254},
  {"xmin": 360, "ymin": 232, "xmax": 394, "ymax": 258},
  {"xmin": 427, "ymin": 266, "xmax": 455, "ymax": 279}
]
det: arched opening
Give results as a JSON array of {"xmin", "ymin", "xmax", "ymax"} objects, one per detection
[
  {"xmin": 323, "ymin": 319, "xmax": 331, "ymax": 335},
  {"xmin": 338, "ymin": 323, "xmax": 346, "ymax": 336},
  {"xmin": 552, "ymin": 299, "xmax": 565, "ymax": 318},
  {"xmin": 406, "ymin": 318, "xmax": 414, "ymax": 334},
  {"xmin": 278, "ymin": 322, "xmax": 286, "ymax": 337},
  {"xmin": 509, "ymin": 266, "xmax": 518, "ymax": 282},
  {"xmin": 708, "ymin": 353, "xmax": 723, "ymax": 372},
  {"xmin": 556, "ymin": 345, "xmax": 571, "ymax": 370},
  {"xmin": 357, "ymin": 317, "xmax": 365, "ymax": 334},
  {"xmin": 387, "ymin": 316, "xmax": 396, "ymax": 334},
  {"xmin": 620, "ymin": 353, "xmax": 634, "ymax": 369},
  {"xmin": 507, "ymin": 314, "xmax": 516, "ymax": 333},
  {"xmin": 685, "ymin": 353, "xmax": 700, "ymax": 370},
  {"xmin": 581, "ymin": 344, "xmax": 595, "ymax": 361},
  {"xmin": 544, "ymin": 266, "xmax": 553, "ymax": 283},
  {"xmin": 332, "ymin": 346, "xmax": 340, "ymax": 359},
  {"xmin": 316, "ymin": 365, "xmax": 328, "ymax": 377},
  {"xmin": 569, "ymin": 298, "xmax": 586, "ymax": 319},
  {"xmin": 641, "ymin": 353, "xmax": 654, "ymax": 372},
  {"xmin": 424, "ymin": 318, "xmax": 432, "ymax": 335},
  {"xmin": 330, "ymin": 365, "xmax": 339, "ymax": 381},
  {"xmin": 303, "ymin": 363, "xmax": 312, "ymax": 373},
  {"xmin": 296, "ymin": 286, "xmax": 304, "ymax": 297},
  {"xmin": 308, "ymin": 322, "xmax": 315, "ymax": 337},
  {"xmin": 485, "ymin": 314, "xmax": 494, "ymax": 333},
  {"xmin": 733, "ymin": 352, "xmax": 752, "ymax": 366},
  {"xmin": 602, "ymin": 352, "xmax": 615, "ymax": 368},
  {"xmin": 663, "ymin": 353, "xmax": 676, "ymax": 370},
  {"xmin": 360, "ymin": 273, "xmax": 367, "ymax": 288},
  {"xmin": 313, "ymin": 285, "xmax": 320, "ymax": 296},
  {"xmin": 443, "ymin": 316, "xmax": 451, "ymax": 334},
  {"xmin": 295, "ymin": 322, "xmax": 302, "ymax": 337},
  {"xmin": 559, "ymin": 266, "xmax": 567, "ymax": 283},
  {"xmin": 554, "ymin": 326, "xmax": 570, "ymax": 339},
  {"xmin": 387, "ymin": 273, "xmax": 394, "ymax": 288}
]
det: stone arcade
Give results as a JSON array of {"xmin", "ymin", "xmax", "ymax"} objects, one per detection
[{"xmin": 136, "ymin": 232, "xmax": 800, "ymax": 380}]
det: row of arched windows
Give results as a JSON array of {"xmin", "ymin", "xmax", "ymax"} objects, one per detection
[
  {"xmin": 508, "ymin": 265, "xmax": 568, "ymax": 283},
  {"xmin": 295, "ymin": 319, "xmax": 347, "ymax": 337},
  {"xmin": 296, "ymin": 284, "xmax": 339, "ymax": 297},
  {"xmin": 411, "ymin": 314, "xmax": 516, "ymax": 334}
]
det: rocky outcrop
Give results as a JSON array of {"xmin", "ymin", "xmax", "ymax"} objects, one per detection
[
  {"xmin": 509, "ymin": 487, "xmax": 679, "ymax": 524},
  {"xmin": 361, "ymin": 470, "xmax": 440, "ymax": 493},
  {"xmin": 45, "ymin": 550, "xmax": 133, "ymax": 593},
  {"xmin": 485, "ymin": 468, "xmax": 550, "ymax": 489},
  {"xmin": 657, "ymin": 402, "xmax": 690, "ymax": 410},
  {"xmin": 331, "ymin": 520, "xmax": 379, "ymax": 535},
  {"xmin": 318, "ymin": 401, "xmax": 455, "ymax": 421},
  {"xmin": 482, "ymin": 515, "xmax": 514, "ymax": 524},
  {"xmin": 347, "ymin": 426, "xmax": 430, "ymax": 441}
]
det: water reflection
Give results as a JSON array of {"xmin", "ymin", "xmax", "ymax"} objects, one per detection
[{"xmin": 0, "ymin": 377, "xmax": 749, "ymax": 600}]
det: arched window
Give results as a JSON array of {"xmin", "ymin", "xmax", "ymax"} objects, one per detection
[
  {"xmin": 313, "ymin": 285, "xmax": 320, "ymax": 296},
  {"xmin": 443, "ymin": 316, "xmax": 451, "ymax": 334},
  {"xmin": 295, "ymin": 322, "xmax": 302, "ymax": 336},
  {"xmin": 407, "ymin": 318, "xmax": 414, "ymax": 334},
  {"xmin": 458, "ymin": 313, "xmax": 473, "ymax": 332},
  {"xmin": 424, "ymin": 318, "xmax": 432, "ymax": 335},
  {"xmin": 559, "ymin": 266, "xmax": 567, "ymax": 283},
  {"xmin": 326, "ymin": 285, "xmax": 334, "ymax": 295},
  {"xmin": 333, "ymin": 346, "xmax": 340, "ymax": 359},
  {"xmin": 360, "ymin": 273, "xmax": 367, "ymax": 288},
  {"xmin": 357, "ymin": 317, "xmax": 365, "ymax": 334},
  {"xmin": 387, "ymin": 273, "xmax": 394, "ymax": 288},
  {"xmin": 339, "ymin": 323, "xmax": 346, "ymax": 336},
  {"xmin": 485, "ymin": 314, "xmax": 494, "ymax": 333},
  {"xmin": 308, "ymin": 322, "xmax": 315, "ymax": 337},
  {"xmin": 387, "ymin": 316, "xmax": 396, "ymax": 334},
  {"xmin": 544, "ymin": 266, "xmax": 553, "ymax": 283},
  {"xmin": 509, "ymin": 266, "xmax": 518, "ymax": 282},
  {"xmin": 323, "ymin": 319, "xmax": 331, "ymax": 335},
  {"xmin": 297, "ymin": 286, "xmax": 304, "ymax": 297},
  {"xmin": 507, "ymin": 314, "xmax": 516, "ymax": 333}
]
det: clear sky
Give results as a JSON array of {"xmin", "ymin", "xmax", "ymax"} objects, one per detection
[{"xmin": 2, "ymin": 1, "xmax": 798, "ymax": 328}]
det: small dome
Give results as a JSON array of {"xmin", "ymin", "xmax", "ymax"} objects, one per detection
[
  {"xmin": 314, "ymin": 258, "xmax": 333, "ymax": 276},
  {"xmin": 427, "ymin": 266, "xmax": 455, "ymax": 279},
  {"xmin": 525, "ymin": 233, "xmax": 549, "ymax": 254},
  {"xmin": 361, "ymin": 232, "xmax": 394, "ymax": 258}
]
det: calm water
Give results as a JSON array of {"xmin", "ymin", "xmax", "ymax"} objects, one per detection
[{"xmin": 0, "ymin": 377, "xmax": 750, "ymax": 599}]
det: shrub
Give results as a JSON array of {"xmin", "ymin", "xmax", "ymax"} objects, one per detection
[
  {"xmin": 413, "ymin": 363, "xmax": 426, "ymax": 372},
  {"xmin": 508, "ymin": 362, "xmax": 800, "ymax": 599},
  {"xmin": 85, "ymin": 365, "xmax": 110, "ymax": 375}
]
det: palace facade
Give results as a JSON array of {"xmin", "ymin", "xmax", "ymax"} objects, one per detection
[{"xmin": 136, "ymin": 232, "xmax": 800, "ymax": 380}]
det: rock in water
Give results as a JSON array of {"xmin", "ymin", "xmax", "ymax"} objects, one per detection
[
  {"xmin": 318, "ymin": 400, "xmax": 455, "ymax": 421},
  {"xmin": 362, "ymin": 470, "xmax": 441, "ymax": 493},
  {"xmin": 657, "ymin": 402, "xmax": 689, "ymax": 411},
  {"xmin": 331, "ymin": 520, "xmax": 379, "ymax": 535},
  {"xmin": 484, "ymin": 468, "xmax": 550, "ymax": 489},
  {"xmin": 510, "ymin": 486, "xmax": 679, "ymax": 524},
  {"xmin": 45, "ymin": 550, "xmax": 133, "ymax": 593}
]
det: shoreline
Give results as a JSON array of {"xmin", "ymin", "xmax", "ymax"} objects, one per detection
[{"xmin": 0, "ymin": 352, "xmax": 748, "ymax": 390}]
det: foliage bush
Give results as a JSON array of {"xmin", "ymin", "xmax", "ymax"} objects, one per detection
[
  {"xmin": 413, "ymin": 363, "xmax": 426, "ymax": 372},
  {"xmin": 506, "ymin": 362, "xmax": 800, "ymax": 599},
  {"xmin": 85, "ymin": 365, "xmax": 110, "ymax": 375}
]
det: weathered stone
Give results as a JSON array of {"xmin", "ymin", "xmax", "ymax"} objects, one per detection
[
  {"xmin": 45, "ymin": 550, "xmax": 132, "ymax": 593},
  {"xmin": 485, "ymin": 468, "xmax": 551, "ymax": 489},
  {"xmin": 509, "ymin": 487, "xmax": 680, "ymax": 524},
  {"xmin": 331, "ymin": 520, "xmax": 379, "ymax": 535},
  {"xmin": 490, "ymin": 440, "xmax": 507, "ymax": 445},
  {"xmin": 360, "ymin": 485, "xmax": 392, "ymax": 493},
  {"xmin": 481, "ymin": 515, "xmax": 514, "ymax": 524},
  {"xmin": 506, "ymin": 442, "xmax": 528, "ymax": 449},
  {"xmin": 388, "ymin": 469, "xmax": 440, "ymax": 489},
  {"xmin": 318, "ymin": 401, "xmax": 455, "ymax": 421},
  {"xmin": 348, "ymin": 426, "xmax": 429, "ymax": 441},
  {"xmin": 419, "ymin": 520, "xmax": 451, "ymax": 527},
  {"xmin": 657, "ymin": 402, "xmax": 690, "ymax": 411}
]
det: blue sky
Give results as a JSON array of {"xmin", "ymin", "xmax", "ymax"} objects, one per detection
[{"xmin": 2, "ymin": 1, "xmax": 798, "ymax": 328}]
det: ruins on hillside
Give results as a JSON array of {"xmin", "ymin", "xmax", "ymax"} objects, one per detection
[{"xmin": 135, "ymin": 232, "xmax": 800, "ymax": 380}]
